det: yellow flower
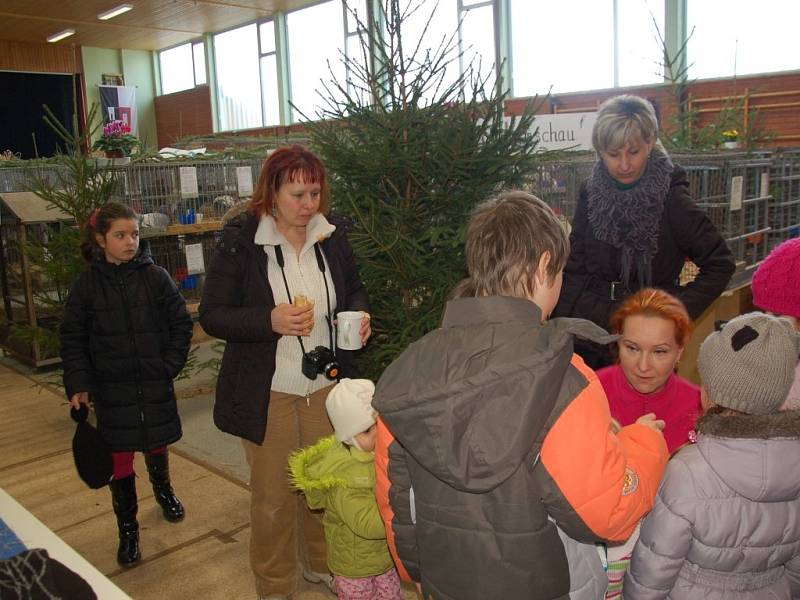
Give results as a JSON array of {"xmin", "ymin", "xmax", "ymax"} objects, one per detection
[{"xmin": 722, "ymin": 129, "xmax": 739, "ymax": 141}]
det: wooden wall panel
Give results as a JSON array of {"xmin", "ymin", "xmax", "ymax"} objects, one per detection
[
  {"xmin": 689, "ymin": 73, "xmax": 800, "ymax": 145},
  {"xmin": 0, "ymin": 39, "xmax": 79, "ymax": 74},
  {"xmin": 154, "ymin": 85, "xmax": 213, "ymax": 149}
]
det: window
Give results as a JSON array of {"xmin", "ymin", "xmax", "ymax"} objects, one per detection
[
  {"xmin": 215, "ymin": 24, "xmax": 262, "ymax": 130},
  {"xmin": 394, "ymin": 0, "xmax": 459, "ymax": 102},
  {"xmin": 159, "ymin": 41, "xmax": 206, "ymax": 95},
  {"xmin": 287, "ymin": 1, "xmax": 347, "ymax": 121},
  {"xmin": 617, "ymin": 0, "xmax": 664, "ymax": 87},
  {"xmin": 509, "ymin": 0, "xmax": 665, "ymax": 96},
  {"xmin": 459, "ymin": 1, "xmax": 496, "ymax": 95},
  {"xmin": 344, "ymin": 0, "xmax": 369, "ymax": 104},
  {"xmin": 511, "ymin": 0, "xmax": 614, "ymax": 96},
  {"xmin": 193, "ymin": 42, "xmax": 207, "ymax": 86},
  {"xmin": 259, "ymin": 21, "xmax": 280, "ymax": 126},
  {"xmin": 688, "ymin": 0, "xmax": 800, "ymax": 79}
]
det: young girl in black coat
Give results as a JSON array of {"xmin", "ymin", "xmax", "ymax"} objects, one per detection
[{"xmin": 60, "ymin": 202, "xmax": 193, "ymax": 567}]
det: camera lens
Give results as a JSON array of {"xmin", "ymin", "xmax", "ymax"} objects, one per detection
[{"xmin": 325, "ymin": 363, "xmax": 339, "ymax": 380}]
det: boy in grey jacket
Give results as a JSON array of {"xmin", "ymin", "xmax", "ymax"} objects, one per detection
[{"xmin": 625, "ymin": 312, "xmax": 800, "ymax": 599}]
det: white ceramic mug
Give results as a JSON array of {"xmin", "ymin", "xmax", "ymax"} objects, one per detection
[{"xmin": 337, "ymin": 311, "xmax": 365, "ymax": 350}]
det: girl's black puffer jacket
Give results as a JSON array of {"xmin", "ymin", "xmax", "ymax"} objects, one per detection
[{"xmin": 60, "ymin": 241, "xmax": 193, "ymax": 451}]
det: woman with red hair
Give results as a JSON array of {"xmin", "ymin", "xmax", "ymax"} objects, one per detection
[
  {"xmin": 598, "ymin": 288, "xmax": 700, "ymax": 599},
  {"xmin": 200, "ymin": 145, "xmax": 371, "ymax": 600},
  {"xmin": 599, "ymin": 287, "xmax": 701, "ymax": 455}
]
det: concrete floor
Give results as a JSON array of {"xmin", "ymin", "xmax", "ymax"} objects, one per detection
[{"xmin": 0, "ymin": 341, "xmax": 417, "ymax": 600}]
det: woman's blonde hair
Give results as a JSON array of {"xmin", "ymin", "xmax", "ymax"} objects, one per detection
[
  {"xmin": 592, "ymin": 94, "xmax": 660, "ymax": 153},
  {"xmin": 454, "ymin": 191, "xmax": 569, "ymax": 299}
]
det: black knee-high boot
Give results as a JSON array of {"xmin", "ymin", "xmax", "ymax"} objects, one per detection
[
  {"xmin": 108, "ymin": 474, "xmax": 140, "ymax": 567},
  {"xmin": 144, "ymin": 451, "xmax": 185, "ymax": 523}
]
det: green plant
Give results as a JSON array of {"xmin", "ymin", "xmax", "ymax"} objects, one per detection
[
  {"xmin": 28, "ymin": 104, "xmax": 122, "ymax": 226},
  {"xmin": 92, "ymin": 119, "xmax": 140, "ymax": 156},
  {"xmin": 8, "ymin": 226, "xmax": 85, "ymax": 359},
  {"xmin": 307, "ymin": 0, "xmax": 546, "ymax": 379},
  {"xmin": 652, "ymin": 21, "xmax": 723, "ymax": 151},
  {"xmin": 11, "ymin": 103, "xmax": 122, "ymax": 360},
  {"xmin": 652, "ymin": 17, "xmax": 773, "ymax": 151}
]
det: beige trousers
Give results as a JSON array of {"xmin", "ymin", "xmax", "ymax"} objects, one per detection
[{"xmin": 242, "ymin": 385, "xmax": 334, "ymax": 597}]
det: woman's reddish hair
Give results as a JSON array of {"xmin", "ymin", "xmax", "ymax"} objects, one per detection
[
  {"xmin": 610, "ymin": 288, "xmax": 692, "ymax": 347},
  {"xmin": 248, "ymin": 144, "xmax": 330, "ymax": 219}
]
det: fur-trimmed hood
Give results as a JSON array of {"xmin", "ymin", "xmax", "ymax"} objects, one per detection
[
  {"xmin": 696, "ymin": 411, "xmax": 800, "ymax": 502},
  {"xmin": 288, "ymin": 435, "xmax": 375, "ymax": 508}
]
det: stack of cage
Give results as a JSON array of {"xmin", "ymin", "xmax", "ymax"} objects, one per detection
[
  {"xmin": 109, "ymin": 158, "xmax": 263, "ymax": 228},
  {"xmin": 0, "ymin": 164, "xmax": 67, "ymax": 193},
  {"xmin": 530, "ymin": 152, "xmax": 774, "ymax": 283},
  {"xmin": 146, "ymin": 231, "xmax": 220, "ymax": 311},
  {"xmin": 527, "ymin": 157, "xmax": 593, "ymax": 232},
  {"xmin": 768, "ymin": 148, "xmax": 800, "ymax": 251},
  {"xmin": 107, "ymin": 158, "xmax": 265, "ymax": 304},
  {"xmin": 0, "ymin": 192, "xmax": 73, "ymax": 366},
  {"xmin": 675, "ymin": 152, "xmax": 772, "ymax": 270}
]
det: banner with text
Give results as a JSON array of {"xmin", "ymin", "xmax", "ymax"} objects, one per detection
[{"xmin": 530, "ymin": 112, "xmax": 597, "ymax": 152}]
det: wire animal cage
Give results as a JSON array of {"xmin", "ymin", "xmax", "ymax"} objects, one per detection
[
  {"xmin": 107, "ymin": 158, "xmax": 265, "ymax": 311},
  {"xmin": 107, "ymin": 159, "xmax": 263, "ymax": 230},
  {"xmin": 0, "ymin": 164, "xmax": 68, "ymax": 193},
  {"xmin": 527, "ymin": 158, "xmax": 593, "ymax": 229},
  {"xmin": 679, "ymin": 153, "xmax": 772, "ymax": 268},
  {"xmin": 768, "ymin": 149, "xmax": 800, "ymax": 251},
  {"xmin": 528, "ymin": 152, "xmax": 780, "ymax": 284},
  {"xmin": 0, "ymin": 192, "xmax": 73, "ymax": 366},
  {"xmin": 145, "ymin": 230, "xmax": 221, "ymax": 313}
]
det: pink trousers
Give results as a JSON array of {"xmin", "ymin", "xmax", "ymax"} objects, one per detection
[{"xmin": 333, "ymin": 568, "xmax": 404, "ymax": 600}]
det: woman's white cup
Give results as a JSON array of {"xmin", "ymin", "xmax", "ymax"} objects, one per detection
[{"xmin": 337, "ymin": 311, "xmax": 365, "ymax": 350}]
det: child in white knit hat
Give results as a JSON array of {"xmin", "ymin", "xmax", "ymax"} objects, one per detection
[
  {"xmin": 289, "ymin": 379, "xmax": 403, "ymax": 600},
  {"xmin": 626, "ymin": 312, "xmax": 800, "ymax": 599}
]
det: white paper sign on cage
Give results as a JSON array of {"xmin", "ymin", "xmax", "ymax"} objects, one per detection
[
  {"xmin": 237, "ymin": 167, "xmax": 253, "ymax": 197},
  {"xmin": 730, "ymin": 175, "xmax": 743, "ymax": 211},
  {"xmin": 185, "ymin": 243, "xmax": 205, "ymax": 275},
  {"xmin": 180, "ymin": 167, "xmax": 199, "ymax": 198}
]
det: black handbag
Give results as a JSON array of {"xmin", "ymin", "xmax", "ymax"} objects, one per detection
[{"xmin": 70, "ymin": 404, "xmax": 113, "ymax": 489}]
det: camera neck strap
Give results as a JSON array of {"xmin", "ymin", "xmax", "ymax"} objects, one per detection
[{"xmin": 273, "ymin": 243, "xmax": 335, "ymax": 357}]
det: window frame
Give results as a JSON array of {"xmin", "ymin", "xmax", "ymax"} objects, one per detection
[{"xmin": 158, "ymin": 39, "xmax": 207, "ymax": 96}]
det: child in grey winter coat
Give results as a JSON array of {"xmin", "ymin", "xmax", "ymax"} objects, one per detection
[{"xmin": 624, "ymin": 312, "xmax": 800, "ymax": 599}]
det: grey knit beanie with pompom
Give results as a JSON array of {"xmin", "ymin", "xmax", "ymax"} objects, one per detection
[{"xmin": 699, "ymin": 312, "xmax": 800, "ymax": 415}]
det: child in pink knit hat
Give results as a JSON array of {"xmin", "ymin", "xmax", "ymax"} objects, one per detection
[{"xmin": 752, "ymin": 237, "xmax": 800, "ymax": 409}]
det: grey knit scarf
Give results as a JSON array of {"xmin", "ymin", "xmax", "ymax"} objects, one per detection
[{"xmin": 586, "ymin": 148, "xmax": 674, "ymax": 288}]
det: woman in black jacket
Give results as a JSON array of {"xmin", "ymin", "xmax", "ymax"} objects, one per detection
[
  {"xmin": 60, "ymin": 202, "xmax": 193, "ymax": 567},
  {"xmin": 199, "ymin": 145, "xmax": 370, "ymax": 600},
  {"xmin": 553, "ymin": 95, "xmax": 735, "ymax": 369}
]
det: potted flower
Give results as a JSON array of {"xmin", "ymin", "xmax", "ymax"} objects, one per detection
[
  {"xmin": 93, "ymin": 120, "xmax": 140, "ymax": 158},
  {"xmin": 721, "ymin": 129, "xmax": 740, "ymax": 150}
]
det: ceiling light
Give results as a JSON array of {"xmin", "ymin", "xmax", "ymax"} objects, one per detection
[
  {"xmin": 97, "ymin": 4, "xmax": 133, "ymax": 20},
  {"xmin": 47, "ymin": 29, "xmax": 75, "ymax": 43}
]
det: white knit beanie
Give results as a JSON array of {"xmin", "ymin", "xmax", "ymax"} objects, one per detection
[
  {"xmin": 698, "ymin": 312, "xmax": 800, "ymax": 415},
  {"xmin": 325, "ymin": 378, "xmax": 376, "ymax": 446}
]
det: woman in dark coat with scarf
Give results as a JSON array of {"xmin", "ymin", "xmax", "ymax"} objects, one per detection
[{"xmin": 553, "ymin": 94, "xmax": 735, "ymax": 369}]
